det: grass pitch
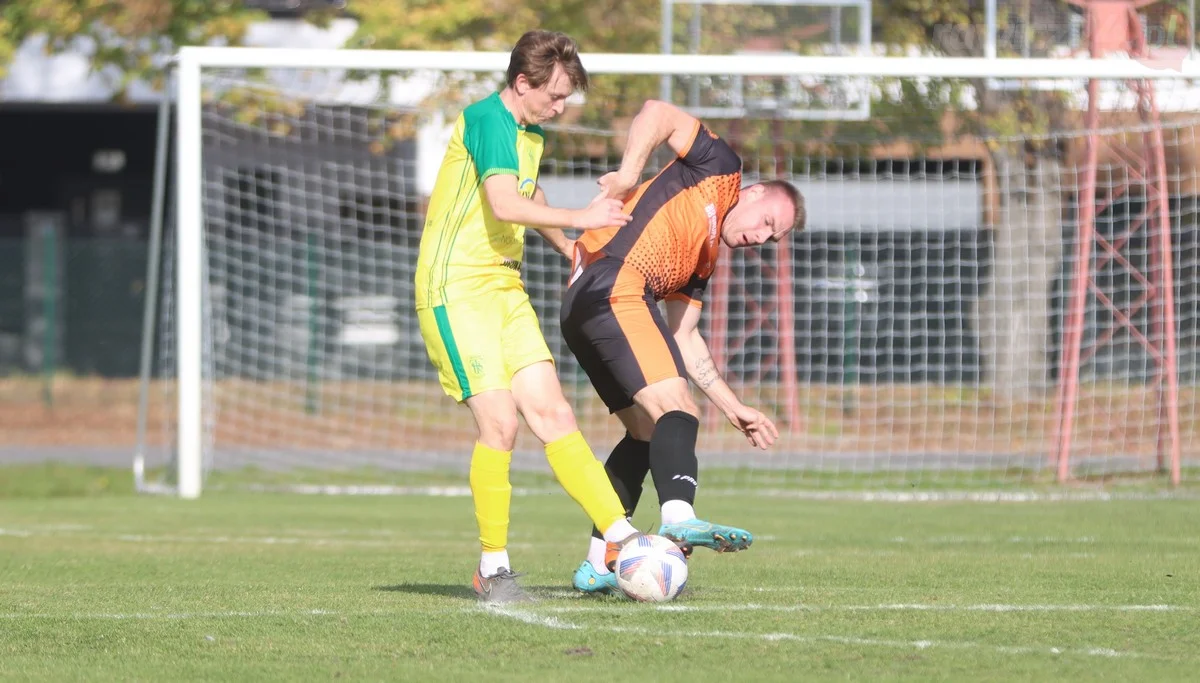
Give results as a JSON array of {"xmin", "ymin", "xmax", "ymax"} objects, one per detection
[{"xmin": 2, "ymin": 466, "xmax": 1199, "ymax": 681}]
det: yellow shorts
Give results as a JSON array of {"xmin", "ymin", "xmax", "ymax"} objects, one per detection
[{"xmin": 417, "ymin": 287, "xmax": 554, "ymax": 402}]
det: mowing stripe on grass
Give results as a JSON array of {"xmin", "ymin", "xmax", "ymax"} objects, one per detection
[
  {"xmin": 0, "ymin": 527, "xmax": 534, "ymax": 549},
  {"xmin": 0, "ymin": 610, "xmax": 342, "ymax": 620},
  {"xmin": 542, "ymin": 603, "xmax": 1193, "ymax": 614},
  {"xmin": 483, "ymin": 605, "xmax": 1152, "ymax": 659}
]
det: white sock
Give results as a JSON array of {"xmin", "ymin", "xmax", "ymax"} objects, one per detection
[
  {"xmin": 586, "ymin": 537, "xmax": 611, "ymax": 575},
  {"xmin": 601, "ymin": 518, "xmax": 638, "ymax": 544},
  {"xmin": 661, "ymin": 500, "xmax": 696, "ymax": 525},
  {"xmin": 479, "ymin": 550, "xmax": 510, "ymax": 577}
]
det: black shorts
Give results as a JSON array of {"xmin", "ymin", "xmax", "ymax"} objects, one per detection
[{"xmin": 560, "ymin": 257, "xmax": 687, "ymax": 413}]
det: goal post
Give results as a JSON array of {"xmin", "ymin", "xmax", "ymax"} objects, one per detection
[{"xmin": 145, "ymin": 46, "xmax": 1200, "ymax": 497}]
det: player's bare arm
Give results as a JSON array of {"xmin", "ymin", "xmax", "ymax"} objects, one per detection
[
  {"xmin": 530, "ymin": 186, "xmax": 574, "ymax": 258},
  {"xmin": 665, "ymin": 298, "xmax": 779, "ymax": 449},
  {"xmin": 599, "ymin": 99, "xmax": 702, "ymax": 200},
  {"xmin": 483, "ymin": 175, "xmax": 629, "ymax": 231}
]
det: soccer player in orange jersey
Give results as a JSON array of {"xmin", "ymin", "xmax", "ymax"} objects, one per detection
[{"xmin": 561, "ymin": 100, "xmax": 806, "ymax": 594}]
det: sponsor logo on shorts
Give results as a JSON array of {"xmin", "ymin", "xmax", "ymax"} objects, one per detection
[
  {"xmin": 469, "ymin": 356, "xmax": 485, "ymax": 377},
  {"xmin": 518, "ymin": 178, "xmax": 536, "ymax": 198},
  {"xmin": 499, "ymin": 258, "xmax": 523, "ymax": 273}
]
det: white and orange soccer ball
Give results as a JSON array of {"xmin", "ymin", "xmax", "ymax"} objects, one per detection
[{"xmin": 615, "ymin": 534, "xmax": 689, "ymax": 602}]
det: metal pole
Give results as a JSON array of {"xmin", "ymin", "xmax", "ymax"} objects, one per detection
[
  {"xmin": 176, "ymin": 51, "xmax": 204, "ymax": 500},
  {"xmin": 134, "ymin": 72, "xmax": 174, "ymax": 491},
  {"xmin": 1053, "ymin": 75, "xmax": 1101, "ymax": 483},
  {"xmin": 859, "ymin": 0, "xmax": 871, "ymax": 54},
  {"xmin": 660, "ymin": 0, "xmax": 674, "ymax": 102},
  {"xmin": 986, "ymin": 0, "xmax": 998, "ymax": 58},
  {"xmin": 831, "ymin": 6, "xmax": 842, "ymax": 54},
  {"xmin": 842, "ymin": 243, "xmax": 858, "ymax": 415},
  {"xmin": 41, "ymin": 226, "xmax": 56, "ymax": 409},
  {"xmin": 305, "ymin": 233, "xmax": 320, "ymax": 415},
  {"xmin": 1191, "ymin": 0, "xmax": 1196, "ymax": 59},
  {"xmin": 688, "ymin": 7, "xmax": 702, "ymax": 108}
]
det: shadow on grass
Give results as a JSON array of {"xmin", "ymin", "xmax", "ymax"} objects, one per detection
[
  {"xmin": 373, "ymin": 583, "xmax": 586, "ymax": 601},
  {"xmin": 373, "ymin": 583, "xmax": 475, "ymax": 599}
]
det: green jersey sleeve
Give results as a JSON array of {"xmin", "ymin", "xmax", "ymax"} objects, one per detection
[{"xmin": 463, "ymin": 111, "xmax": 520, "ymax": 181}]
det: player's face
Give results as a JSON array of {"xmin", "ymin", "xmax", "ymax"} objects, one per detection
[
  {"xmin": 722, "ymin": 186, "xmax": 795, "ymax": 248},
  {"xmin": 517, "ymin": 64, "xmax": 574, "ymax": 124}
]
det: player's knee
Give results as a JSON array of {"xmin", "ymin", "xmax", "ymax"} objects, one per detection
[
  {"xmin": 634, "ymin": 381, "xmax": 697, "ymax": 422},
  {"xmin": 476, "ymin": 412, "xmax": 521, "ymax": 450},
  {"xmin": 617, "ymin": 408, "xmax": 656, "ymax": 441},
  {"xmin": 677, "ymin": 393, "xmax": 699, "ymax": 417},
  {"xmin": 526, "ymin": 398, "xmax": 578, "ymax": 437}
]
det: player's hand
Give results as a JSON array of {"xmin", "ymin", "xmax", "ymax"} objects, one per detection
[
  {"xmin": 597, "ymin": 169, "xmax": 639, "ymax": 201},
  {"xmin": 726, "ymin": 404, "xmax": 779, "ymax": 450},
  {"xmin": 575, "ymin": 191, "xmax": 630, "ymax": 229}
]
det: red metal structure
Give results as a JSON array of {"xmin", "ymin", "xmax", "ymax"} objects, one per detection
[{"xmin": 1052, "ymin": 0, "xmax": 1182, "ymax": 484}]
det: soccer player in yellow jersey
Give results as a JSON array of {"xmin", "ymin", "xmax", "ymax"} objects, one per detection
[{"xmin": 415, "ymin": 30, "xmax": 641, "ymax": 602}]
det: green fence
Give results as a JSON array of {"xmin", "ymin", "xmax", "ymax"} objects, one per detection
[{"xmin": 0, "ymin": 238, "xmax": 149, "ymax": 379}]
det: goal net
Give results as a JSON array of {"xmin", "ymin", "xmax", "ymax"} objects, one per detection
[{"xmin": 140, "ymin": 49, "xmax": 1200, "ymax": 496}]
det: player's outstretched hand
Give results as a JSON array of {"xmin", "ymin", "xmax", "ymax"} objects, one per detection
[
  {"xmin": 727, "ymin": 404, "xmax": 779, "ymax": 450},
  {"xmin": 597, "ymin": 170, "xmax": 639, "ymax": 201},
  {"xmin": 576, "ymin": 191, "xmax": 630, "ymax": 229}
]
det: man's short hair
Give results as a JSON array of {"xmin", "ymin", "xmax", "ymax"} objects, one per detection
[
  {"xmin": 506, "ymin": 30, "xmax": 588, "ymax": 92},
  {"xmin": 759, "ymin": 179, "xmax": 806, "ymax": 233}
]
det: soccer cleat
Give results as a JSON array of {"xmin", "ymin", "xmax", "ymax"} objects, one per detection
[
  {"xmin": 571, "ymin": 560, "xmax": 621, "ymax": 596},
  {"xmin": 604, "ymin": 532, "xmax": 693, "ymax": 572},
  {"xmin": 603, "ymin": 531, "xmax": 644, "ymax": 572},
  {"xmin": 658, "ymin": 518, "xmax": 753, "ymax": 553},
  {"xmin": 472, "ymin": 566, "xmax": 532, "ymax": 603}
]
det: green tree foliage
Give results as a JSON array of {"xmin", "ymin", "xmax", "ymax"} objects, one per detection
[{"xmin": 0, "ymin": 1, "xmax": 266, "ymax": 95}]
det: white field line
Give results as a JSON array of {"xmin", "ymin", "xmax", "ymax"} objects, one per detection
[
  {"xmin": 707, "ymin": 490, "xmax": 1198, "ymax": 502},
  {"xmin": 482, "ymin": 605, "xmax": 1153, "ymax": 659},
  {"xmin": 542, "ymin": 603, "xmax": 1193, "ymax": 614},
  {"xmin": 891, "ymin": 535, "xmax": 1200, "ymax": 545}
]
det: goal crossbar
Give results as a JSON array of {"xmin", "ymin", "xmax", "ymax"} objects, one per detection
[{"xmin": 177, "ymin": 46, "xmax": 1200, "ymax": 78}]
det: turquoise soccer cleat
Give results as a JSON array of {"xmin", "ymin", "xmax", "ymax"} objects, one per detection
[
  {"xmin": 658, "ymin": 518, "xmax": 753, "ymax": 553},
  {"xmin": 572, "ymin": 560, "xmax": 622, "ymax": 596}
]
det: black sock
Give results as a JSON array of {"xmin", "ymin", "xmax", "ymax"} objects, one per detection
[
  {"xmin": 590, "ymin": 433, "xmax": 651, "ymax": 540},
  {"xmin": 649, "ymin": 410, "xmax": 699, "ymax": 506}
]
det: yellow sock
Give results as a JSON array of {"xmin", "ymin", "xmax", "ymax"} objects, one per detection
[
  {"xmin": 545, "ymin": 431, "xmax": 626, "ymax": 535},
  {"xmin": 469, "ymin": 442, "xmax": 512, "ymax": 553}
]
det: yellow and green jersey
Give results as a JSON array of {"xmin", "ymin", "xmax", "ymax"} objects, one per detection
[{"xmin": 415, "ymin": 92, "xmax": 545, "ymax": 310}]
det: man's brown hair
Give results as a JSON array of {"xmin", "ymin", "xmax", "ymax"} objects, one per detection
[
  {"xmin": 506, "ymin": 30, "xmax": 588, "ymax": 92},
  {"xmin": 760, "ymin": 179, "xmax": 806, "ymax": 237}
]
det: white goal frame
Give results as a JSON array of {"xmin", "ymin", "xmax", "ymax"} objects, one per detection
[{"xmin": 168, "ymin": 46, "xmax": 1200, "ymax": 498}]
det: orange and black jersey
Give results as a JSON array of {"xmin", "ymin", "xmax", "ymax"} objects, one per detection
[{"xmin": 575, "ymin": 121, "xmax": 742, "ymax": 307}]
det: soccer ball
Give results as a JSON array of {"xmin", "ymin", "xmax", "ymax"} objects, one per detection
[{"xmin": 615, "ymin": 534, "xmax": 689, "ymax": 602}]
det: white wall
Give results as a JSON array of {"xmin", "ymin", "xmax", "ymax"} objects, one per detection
[{"xmin": 538, "ymin": 175, "xmax": 982, "ymax": 231}]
